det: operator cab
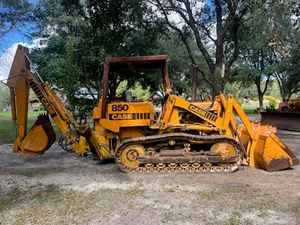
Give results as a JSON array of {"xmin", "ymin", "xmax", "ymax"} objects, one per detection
[{"xmin": 93, "ymin": 55, "xmax": 172, "ymax": 133}]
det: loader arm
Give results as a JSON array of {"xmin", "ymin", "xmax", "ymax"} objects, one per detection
[
  {"xmin": 158, "ymin": 95, "xmax": 219, "ymax": 128},
  {"xmin": 158, "ymin": 93, "xmax": 298, "ymax": 171},
  {"xmin": 218, "ymin": 95, "xmax": 254, "ymax": 139}
]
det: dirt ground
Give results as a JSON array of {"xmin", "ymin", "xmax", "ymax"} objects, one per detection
[{"xmin": 0, "ymin": 131, "xmax": 299, "ymax": 225}]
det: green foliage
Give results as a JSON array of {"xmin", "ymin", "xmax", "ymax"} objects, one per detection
[
  {"xmin": 0, "ymin": 111, "xmax": 16, "ymax": 144},
  {"xmin": 116, "ymin": 81, "xmax": 151, "ymax": 100},
  {"xmin": 224, "ymin": 82, "xmax": 257, "ymax": 100},
  {"xmin": 0, "ymin": 111, "xmax": 51, "ymax": 144},
  {"xmin": 238, "ymin": 2, "xmax": 274, "ymax": 77},
  {"xmin": 116, "ymin": 81, "xmax": 128, "ymax": 97},
  {"xmin": 31, "ymin": 0, "xmax": 165, "ymax": 111},
  {"xmin": 32, "ymin": 37, "xmax": 84, "ymax": 108},
  {"xmin": 3, "ymin": 0, "xmax": 298, "ymax": 110},
  {"xmin": 265, "ymin": 96, "xmax": 278, "ymax": 111},
  {"xmin": 0, "ymin": 84, "xmax": 9, "ymax": 112},
  {"xmin": 131, "ymin": 82, "xmax": 151, "ymax": 100},
  {"xmin": 153, "ymin": 0, "xmax": 250, "ymax": 95},
  {"xmin": 276, "ymin": 37, "xmax": 300, "ymax": 101},
  {"xmin": 154, "ymin": 33, "xmax": 208, "ymax": 98},
  {"xmin": 265, "ymin": 81, "xmax": 281, "ymax": 100},
  {"xmin": 238, "ymin": 0, "xmax": 299, "ymax": 109}
]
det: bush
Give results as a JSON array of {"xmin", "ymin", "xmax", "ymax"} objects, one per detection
[{"xmin": 265, "ymin": 96, "xmax": 278, "ymax": 112}]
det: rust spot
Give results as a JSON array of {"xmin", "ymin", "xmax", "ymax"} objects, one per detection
[{"xmin": 265, "ymin": 158, "xmax": 291, "ymax": 171}]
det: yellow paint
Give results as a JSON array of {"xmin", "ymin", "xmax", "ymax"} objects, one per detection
[
  {"xmin": 210, "ymin": 143, "xmax": 236, "ymax": 160},
  {"xmin": 19, "ymin": 123, "xmax": 51, "ymax": 154},
  {"xmin": 96, "ymin": 101, "xmax": 155, "ymax": 133},
  {"xmin": 72, "ymin": 136, "xmax": 89, "ymax": 156},
  {"xmin": 119, "ymin": 145, "xmax": 145, "ymax": 169}
]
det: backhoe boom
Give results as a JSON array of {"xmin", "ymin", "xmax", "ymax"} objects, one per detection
[{"xmin": 6, "ymin": 45, "xmax": 83, "ymax": 154}]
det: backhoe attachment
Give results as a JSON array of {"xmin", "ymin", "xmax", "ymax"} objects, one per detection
[
  {"xmin": 5, "ymin": 45, "xmax": 107, "ymax": 158},
  {"xmin": 6, "ymin": 45, "xmax": 56, "ymax": 154}
]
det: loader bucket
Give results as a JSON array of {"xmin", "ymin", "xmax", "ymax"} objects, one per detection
[
  {"xmin": 239, "ymin": 124, "xmax": 299, "ymax": 171},
  {"xmin": 16, "ymin": 115, "xmax": 56, "ymax": 154}
]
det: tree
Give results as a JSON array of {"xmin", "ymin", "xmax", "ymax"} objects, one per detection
[
  {"xmin": 31, "ymin": 0, "xmax": 164, "ymax": 111},
  {"xmin": 238, "ymin": 2, "xmax": 274, "ymax": 110},
  {"xmin": 150, "ymin": 0, "xmax": 249, "ymax": 96},
  {"xmin": 155, "ymin": 32, "xmax": 208, "ymax": 99},
  {"xmin": 271, "ymin": 1, "xmax": 300, "ymax": 101},
  {"xmin": 275, "ymin": 41, "xmax": 300, "ymax": 101},
  {"xmin": 239, "ymin": 0, "xmax": 299, "ymax": 109}
]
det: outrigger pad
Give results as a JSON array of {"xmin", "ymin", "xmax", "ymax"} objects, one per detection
[
  {"xmin": 239, "ymin": 124, "xmax": 299, "ymax": 171},
  {"xmin": 18, "ymin": 115, "xmax": 56, "ymax": 154}
]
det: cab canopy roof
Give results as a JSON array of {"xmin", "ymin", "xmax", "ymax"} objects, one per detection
[{"xmin": 105, "ymin": 55, "xmax": 169, "ymax": 74}]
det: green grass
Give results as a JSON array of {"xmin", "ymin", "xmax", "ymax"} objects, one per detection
[
  {"xmin": 0, "ymin": 112, "xmax": 17, "ymax": 143},
  {"xmin": 0, "ymin": 185, "xmax": 136, "ymax": 225},
  {"xmin": 242, "ymin": 103, "xmax": 258, "ymax": 115},
  {"xmin": 0, "ymin": 111, "xmax": 43, "ymax": 144},
  {"xmin": 0, "ymin": 185, "xmax": 61, "ymax": 213}
]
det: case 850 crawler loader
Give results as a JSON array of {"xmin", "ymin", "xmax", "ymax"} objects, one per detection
[{"xmin": 4, "ymin": 45, "xmax": 299, "ymax": 173}]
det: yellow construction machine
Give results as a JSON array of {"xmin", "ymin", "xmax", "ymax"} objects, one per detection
[{"xmin": 4, "ymin": 45, "xmax": 299, "ymax": 173}]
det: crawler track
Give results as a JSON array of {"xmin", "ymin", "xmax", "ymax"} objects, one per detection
[{"xmin": 116, "ymin": 133, "xmax": 242, "ymax": 173}]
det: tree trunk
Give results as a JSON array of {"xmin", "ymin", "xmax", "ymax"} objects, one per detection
[
  {"xmin": 210, "ymin": 64, "xmax": 226, "ymax": 97},
  {"xmin": 255, "ymin": 80, "xmax": 264, "ymax": 111},
  {"xmin": 276, "ymin": 79, "xmax": 287, "ymax": 102},
  {"xmin": 258, "ymin": 93, "xmax": 264, "ymax": 111},
  {"xmin": 213, "ymin": 82, "xmax": 225, "ymax": 96},
  {"xmin": 191, "ymin": 65, "xmax": 198, "ymax": 101}
]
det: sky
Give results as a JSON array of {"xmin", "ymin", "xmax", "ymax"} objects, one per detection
[
  {"xmin": 0, "ymin": 0, "xmax": 39, "ymax": 53},
  {"xmin": 0, "ymin": 24, "xmax": 36, "ymax": 53},
  {"xmin": 0, "ymin": 0, "xmax": 39, "ymax": 81}
]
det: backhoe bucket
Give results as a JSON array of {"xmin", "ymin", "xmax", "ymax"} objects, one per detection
[
  {"xmin": 16, "ymin": 115, "xmax": 56, "ymax": 154},
  {"xmin": 239, "ymin": 124, "xmax": 299, "ymax": 171}
]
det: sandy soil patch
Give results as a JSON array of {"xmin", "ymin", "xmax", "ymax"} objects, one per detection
[{"xmin": 0, "ymin": 131, "xmax": 299, "ymax": 225}]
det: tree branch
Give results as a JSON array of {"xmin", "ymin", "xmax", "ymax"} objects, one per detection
[
  {"xmin": 214, "ymin": 0, "xmax": 224, "ymax": 67},
  {"xmin": 154, "ymin": 0, "xmax": 197, "ymax": 65},
  {"xmin": 171, "ymin": 0, "xmax": 215, "ymax": 73},
  {"xmin": 262, "ymin": 73, "xmax": 271, "ymax": 95}
]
